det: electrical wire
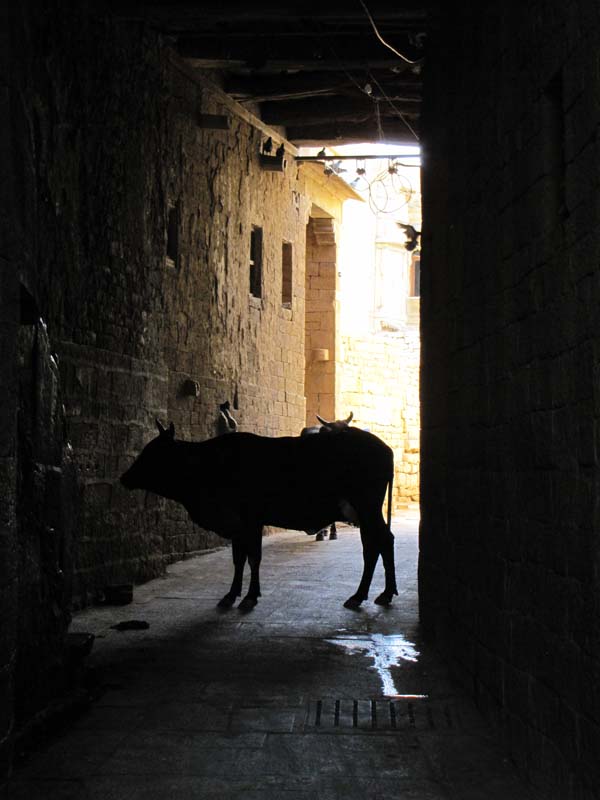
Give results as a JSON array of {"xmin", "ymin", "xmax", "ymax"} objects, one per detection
[
  {"xmin": 368, "ymin": 71, "xmax": 419, "ymax": 142},
  {"xmin": 308, "ymin": 16, "xmax": 420, "ymax": 144},
  {"xmin": 358, "ymin": 0, "xmax": 422, "ymax": 66},
  {"xmin": 375, "ymin": 100, "xmax": 384, "ymax": 141},
  {"xmin": 367, "ymin": 167, "xmax": 412, "ymax": 214}
]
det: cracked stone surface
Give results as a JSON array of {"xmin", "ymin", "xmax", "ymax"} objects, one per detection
[{"xmin": 2, "ymin": 511, "xmax": 536, "ymax": 799}]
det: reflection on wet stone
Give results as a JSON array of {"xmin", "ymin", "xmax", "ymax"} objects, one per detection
[{"xmin": 325, "ymin": 633, "xmax": 422, "ymax": 696}]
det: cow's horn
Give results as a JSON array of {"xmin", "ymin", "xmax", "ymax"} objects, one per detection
[
  {"xmin": 344, "ymin": 412, "xmax": 354, "ymax": 424},
  {"xmin": 156, "ymin": 419, "xmax": 175, "ymax": 439},
  {"xmin": 315, "ymin": 414, "xmax": 330, "ymax": 426}
]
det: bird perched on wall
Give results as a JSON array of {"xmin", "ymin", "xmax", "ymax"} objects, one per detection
[
  {"xmin": 316, "ymin": 147, "xmax": 327, "ymax": 158},
  {"xmin": 397, "ymin": 222, "xmax": 421, "ymax": 251},
  {"xmin": 262, "ymin": 137, "xmax": 273, "ymax": 154},
  {"xmin": 276, "ymin": 142, "xmax": 285, "ymax": 158}
]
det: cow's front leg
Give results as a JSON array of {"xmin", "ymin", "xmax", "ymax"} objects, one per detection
[
  {"xmin": 238, "ymin": 525, "xmax": 263, "ymax": 612},
  {"xmin": 217, "ymin": 538, "xmax": 246, "ymax": 609}
]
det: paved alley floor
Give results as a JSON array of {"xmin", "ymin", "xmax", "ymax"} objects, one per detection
[{"xmin": 3, "ymin": 512, "xmax": 535, "ymax": 800}]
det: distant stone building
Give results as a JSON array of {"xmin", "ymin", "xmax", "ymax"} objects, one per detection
[{"xmin": 302, "ymin": 153, "xmax": 421, "ymax": 510}]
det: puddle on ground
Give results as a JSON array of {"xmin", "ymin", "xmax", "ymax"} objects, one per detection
[{"xmin": 325, "ymin": 633, "xmax": 426, "ymax": 697}]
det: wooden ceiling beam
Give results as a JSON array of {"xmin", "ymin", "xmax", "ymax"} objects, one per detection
[
  {"xmin": 184, "ymin": 57, "xmax": 417, "ymax": 73},
  {"xmin": 178, "ymin": 35, "xmax": 423, "ymax": 66},
  {"xmin": 110, "ymin": 1, "xmax": 427, "ymax": 28},
  {"xmin": 260, "ymin": 96, "xmax": 420, "ymax": 126},
  {"xmin": 224, "ymin": 72, "xmax": 421, "ymax": 100},
  {"xmin": 107, "ymin": 1, "xmax": 427, "ymax": 146},
  {"xmin": 287, "ymin": 119, "xmax": 420, "ymax": 146}
]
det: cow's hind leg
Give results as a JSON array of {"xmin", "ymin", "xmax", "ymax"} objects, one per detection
[
  {"xmin": 344, "ymin": 526, "xmax": 379, "ymax": 609},
  {"xmin": 217, "ymin": 538, "xmax": 246, "ymax": 609},
  {"xmin": 238, "ymin": 526, "xmax": 263, "ymax": 612},
  {"xmin": 374, "ymin": 522, "xmax": 398, "ymax": 606}
]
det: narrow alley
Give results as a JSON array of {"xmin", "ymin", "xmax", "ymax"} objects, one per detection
[{"xmin": 5, "ymin": 514, "xmax": 534, "ymax": 800}]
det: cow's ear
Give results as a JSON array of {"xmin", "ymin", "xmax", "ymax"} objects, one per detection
[{"xmin": 156, "ymin": 419, "xmax": 166, "ymax": 435}]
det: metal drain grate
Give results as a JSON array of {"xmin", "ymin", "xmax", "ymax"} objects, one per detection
[{"xmin": 308, "ymin": 698, "xmax": 458, "ymax": 733}]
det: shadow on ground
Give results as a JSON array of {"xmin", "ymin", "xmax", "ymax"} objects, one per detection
[{"xmin": 2, "ymin": 512, "xmax": 535, "ymax": 800}]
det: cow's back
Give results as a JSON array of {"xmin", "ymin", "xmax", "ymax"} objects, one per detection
[
  {"xmin": 213, "ymin": 428, "xmax": 391, "ymax": 478},
  {"xmin": 177, "ymin": 429, "xmax": 392, "ymax": 533}
]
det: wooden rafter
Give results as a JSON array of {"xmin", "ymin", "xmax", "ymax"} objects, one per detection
[{"xmin": 109, "ymin": 0, "xmax": 428, "ymax": 145}]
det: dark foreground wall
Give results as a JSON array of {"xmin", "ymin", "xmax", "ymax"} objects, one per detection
[{"xmin": 420, "ymin": 3, "xmax": 600, "ymax": 797}]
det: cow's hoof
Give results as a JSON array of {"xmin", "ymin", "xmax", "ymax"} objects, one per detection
[
  {"xmin": 238, "ymin": 595, "xmax": 258, "ymax": 612},
  {"xmin": 374, "ymin": 591, "xmax": 394, "ymax": 606},
  {"xmin": 316, "ymin": 531, "xmax": 325, "ymax": 541},
  {"xmin": 217, "ymin": 593, "xmax": 237, "ymax": 609},
  {"xmin": 343, "ymin": 594, "xmax": 364, "ymax": 610},
  {"xmin": 329, "ymin": 531, "xmax": 338, "ymax": 540}
]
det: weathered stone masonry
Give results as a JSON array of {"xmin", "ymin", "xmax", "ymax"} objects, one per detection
[
  {"xmin": 340, "ymin": 331, "xmax": 420, "ymax": 507},
  {"xmin": 4, "ymin": 0, "xmax": 311, "ymax": 755},
  {"xmin": 420, "ymin": 3, "xmax": 600, "ymax": 798}
]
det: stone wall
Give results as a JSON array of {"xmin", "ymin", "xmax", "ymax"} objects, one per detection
[
  {"xmin": 305, "ymin": 217, "xmax": 337, "ymax": 425},
  {"xmin": 339, "ymin": 331, "xmax": 419, "ymax": 507},
  {"xmin": 6, "ymin": 0, "xmax": 311, "ymax": 744},
  {"xmin": 11, "ymin": 2, "xmax": 310, "ymax": 599},
  {"xmin": 1, "ymin": 2, "xmax": 21, "ymax": 773},
  {"xmin": 0, "ymin": 273, "xmax": 17, "ymax": 778},
  {"xmin": 420, "ymin": 3, "xmax": 600, "ymax": 797},
  {"xmin": 15, "ymin": 320, "xmax": 79, "ymax": 724}
]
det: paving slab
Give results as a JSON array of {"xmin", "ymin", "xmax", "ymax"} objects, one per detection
[{"xmin": 2, "ymin": 512, "xmax": 536, "ymax": 800}]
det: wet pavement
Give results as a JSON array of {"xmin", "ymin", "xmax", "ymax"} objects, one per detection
[{"xmin": 2, "ymin": 511, "xmax": 535, "ymax": 799}]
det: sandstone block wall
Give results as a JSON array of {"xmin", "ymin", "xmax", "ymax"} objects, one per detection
[
  {"xmin": 6, "ymin": 0, "xmax": 311, "ymax": 741},
  {"xmin": 420, "ymin": 3, "xmax": 600, "ymax": 797},
  {"xmin": 340, "ymin": 331, "xmax": 419, "ymax": 508},
  {"xmin": 10, "ymin": 3, "xmax": 311, "ymax": 605},
  {"xmin": 305, "ymin": 217, "xmax": 337, "ymax": 425}
]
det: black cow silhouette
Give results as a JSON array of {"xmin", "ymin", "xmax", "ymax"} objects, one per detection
[{"xmin": 121, "ymin": 420, "xmax": 396, "ymax": 611}]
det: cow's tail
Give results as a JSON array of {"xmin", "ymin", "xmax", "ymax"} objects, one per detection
[{"xmin": 386, "ymin": 467, "xmax": 393, "ymax": 532}]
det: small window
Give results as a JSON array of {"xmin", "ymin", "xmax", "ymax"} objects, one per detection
[
  {"xmin": 250, "ymin": 226, "xmax": 263, "ymax": 298},
  {"xmin": 281, "ymin": 241, "xmax": 293, "ymax": 307},
  {"xmin": 166, "ymin": 204, "xmax": 179, "ymax": 268},
  {"xmin": 409, "ymin": 253, "xmax": 420, "ymax": 297}
]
